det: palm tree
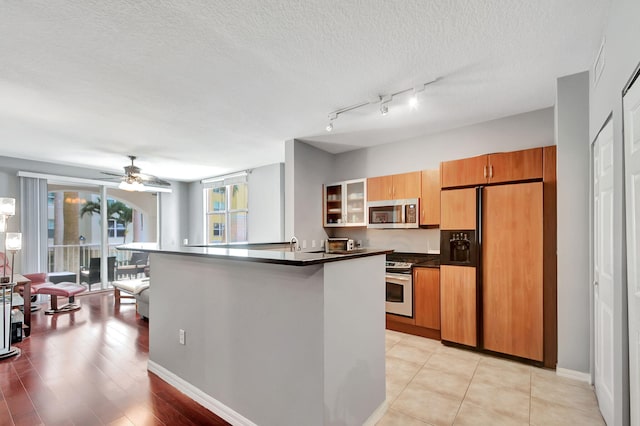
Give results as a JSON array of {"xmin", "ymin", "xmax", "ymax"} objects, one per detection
[{"xmin": 81, "ymin": 197, "xmax": 134, "ymax": 243}]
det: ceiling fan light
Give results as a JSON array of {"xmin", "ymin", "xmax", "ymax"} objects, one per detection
[{"xmin": 119, "ymin": 179, "xmax": 145, "ymax": 192}]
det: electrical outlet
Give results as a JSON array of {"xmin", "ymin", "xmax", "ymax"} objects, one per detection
[
  {"xmin": 179, "ymin": 329, "xmax": 186, "ymax": 345},
  {"xmin": 302, "ymin": 240, "xmax": 307, "ymax": 249},
  {"xmin": 320, "ymin": 240, "xmax": 325, "ymax": 248},
  {"xmin": 311, "ymin": 240, "xmax": 316, "ymax": 248}
]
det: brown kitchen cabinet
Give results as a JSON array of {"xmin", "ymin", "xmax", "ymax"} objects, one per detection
[
  {"xmin": 440, "ymin": 147, "xmax": 543, "ymax": 188},
  {"xmin": 413, "ymin": 267, "xmax": 440, "ymax": 330},
  {"xmin": 419, "ymin": 169, "xmax": 440, "ymax": 226},
  {"xmin": 440, "ymin": 187, "xmax": 476, "ymax": 230},
  {"xmin": 482, "ymin": 182, "xmax": 544, "ymax": 361},
  {"xmin": 367, "ymin": 171, "xmax": 420, "ymax": 201},
  {"xmin": 440, "ymin": 265, "xmax": 477, "ymax": 347}
]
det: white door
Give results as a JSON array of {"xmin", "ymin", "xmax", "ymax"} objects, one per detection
[
  {"xmin": 624, "ymin": 74, "xmax": 640, "ymax": 426},
  {"xmin": 593, "ymin": 118, "xmax": 615, "ymax": 425}
]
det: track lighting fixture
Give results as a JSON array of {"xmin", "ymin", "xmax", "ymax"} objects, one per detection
[
  {"xmin": 409, "ymin": 84, "xmax": 425, "ymax": 110},
  {"xmin": 324, "ymin": 78, "xmax": 437, "ymax": 130},
  {"xmin": 408, "ymin": 94, "xmax": 419, "ymax": 109},
  {"xmin": 326, "ymin": 112, "xmax": 337, "ymax": 132}
]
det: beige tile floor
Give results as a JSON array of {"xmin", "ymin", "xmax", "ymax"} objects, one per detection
[{"xmin": 377, "ymin": 330, "xmax": 605, "ymax": 426}]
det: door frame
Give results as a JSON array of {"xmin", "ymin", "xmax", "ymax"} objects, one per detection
[{"xmin": 621, "ymin": 60, "xmax": 640, "ymax": 426}]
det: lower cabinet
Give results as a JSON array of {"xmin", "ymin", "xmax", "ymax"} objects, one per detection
[
  {"xmin": 440, "ymin": 265, "xmax": 477, "ymax": 347},
  {"xmin": 413, "ymin": 267, "xmax": 440, "ymax": 330}
]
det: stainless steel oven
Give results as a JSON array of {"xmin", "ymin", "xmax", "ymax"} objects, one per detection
[{"xmin": 385, "ymin": 261, "xmax": 413, "ymax": 317}]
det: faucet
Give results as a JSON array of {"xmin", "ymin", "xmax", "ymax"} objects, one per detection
[{"xmin": 290, "ymin": 236, "xmax": 300, "ymax": 252}]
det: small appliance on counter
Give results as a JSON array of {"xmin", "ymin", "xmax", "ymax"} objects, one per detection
[{"xmin": 325, "ymin": 238, "xmax": 355, "ymax": 253}]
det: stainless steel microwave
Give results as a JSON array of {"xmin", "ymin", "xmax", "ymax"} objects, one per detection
[{"xmin": 367, "ymin": 198, "xmax": 419, "ymax": 229}]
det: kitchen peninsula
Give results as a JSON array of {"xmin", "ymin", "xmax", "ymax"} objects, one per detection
[{"xmin": 119, "ymin": 243, "xmax": 391, "ymax": 426}]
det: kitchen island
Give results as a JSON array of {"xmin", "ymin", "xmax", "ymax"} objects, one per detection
[{"xmin": 118, "ymin": 243, "xmax": 391, "ymax": 426}]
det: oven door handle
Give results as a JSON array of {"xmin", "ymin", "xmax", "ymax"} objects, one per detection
[{"xmin": 386, "ymin": 274, "xmax": 411, "ymax": 285}]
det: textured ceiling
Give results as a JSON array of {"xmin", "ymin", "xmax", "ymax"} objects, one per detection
[{"xmin": 0, "ymin": 1, "xmax": 609, "ymax": 181}]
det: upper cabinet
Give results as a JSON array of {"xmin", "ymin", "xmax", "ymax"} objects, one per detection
[
  {"xmin": 324, "ymin": 179, "xmax": 367, "ymax": 227},
  {"xmin": 367, "ymin": 171, "xmax": 420, "ymax": 201},
  {"xmin": 441, "ymin": 147, "xmax": 543, "ymax": 189},
  {"xmin": 420, "ymin": 169, "xmax": 440, "ymax": 226}
]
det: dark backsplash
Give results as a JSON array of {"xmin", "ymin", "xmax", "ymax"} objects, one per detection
[{"xmin": 387, "ymin": 252, "xmax": 440, "ymax": 266}]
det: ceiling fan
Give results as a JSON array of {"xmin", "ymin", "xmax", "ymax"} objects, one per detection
[{"xmin": 102, "ymin": 155, "xmax": 171, "ymax": 191}]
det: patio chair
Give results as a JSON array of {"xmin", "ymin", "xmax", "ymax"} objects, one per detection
[
  {"xmin": 80, "ymin": 256, "xmax": 116, "ymax": 291},
  {"xmin": 116, "ymin": 252, "xmax": 149, "ymax": 279}
]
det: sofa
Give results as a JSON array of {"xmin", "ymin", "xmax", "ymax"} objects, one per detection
[{"xmin": 136, "ymin": 287, "xmax": 149, "ymax": 320}]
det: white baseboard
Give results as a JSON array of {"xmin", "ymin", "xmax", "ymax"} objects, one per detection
[
  {"xmin": 363, "ymin": 400, "xmax": 388, "ymax": 426},
  {"xmin": 147, "ymin": 361, "xmax": 257, "ymax": 426},
  {"xmin": 556, "ymin": 367, "xmax": 592, "ymax": 384}
]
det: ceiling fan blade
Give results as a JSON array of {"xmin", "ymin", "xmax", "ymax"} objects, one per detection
[
  {"xmin": 144, "ymin": 177, "xmax": 172, "ymax": 187},
  {"xmin": 101, "ymin": 171, "xmax": 125, "ymax": 177},
  {"xmin": 135, "ymin": 173, "xmax": 170, "ymax": 186}
]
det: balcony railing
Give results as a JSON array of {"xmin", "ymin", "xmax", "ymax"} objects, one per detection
[{"xmin": 47, "ymin": 243, "xmax": 130, "ymax": 288}]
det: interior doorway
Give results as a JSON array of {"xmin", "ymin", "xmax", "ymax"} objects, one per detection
[{"xmin": 623, "ymin": 64, "xmax": 640, "ymax": 426}]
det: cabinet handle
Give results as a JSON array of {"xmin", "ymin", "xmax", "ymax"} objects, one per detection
[
  {"xmin": 489, "ymin": 165, "xmax": 493, "ymax": 178},
  {"xmin": 483, "ymin": 166, "xmax": 487, "ymax": 178}
]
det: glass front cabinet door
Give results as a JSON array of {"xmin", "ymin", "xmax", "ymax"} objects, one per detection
[{"xmin": 324, "ymin": 179, "xmax": 367, "ymax": 227}]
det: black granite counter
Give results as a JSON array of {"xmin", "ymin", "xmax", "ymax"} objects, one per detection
[
  {"xmin": 117, "ymin": 243, "xmax": 392, "ymax": 266},
  {"xmin": 387, "ymin": 252, "xmax": 440, "ymax": 269}
]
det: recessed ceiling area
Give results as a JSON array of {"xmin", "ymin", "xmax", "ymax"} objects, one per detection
[{"xmin": 0, "ymin": 1, "xmax": 609, "ymax": 181}]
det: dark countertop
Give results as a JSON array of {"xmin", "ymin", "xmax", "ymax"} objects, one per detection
[
  {"xmin": 387, "ymin": 252, "xmax": 440, "ymax": 269},
  {"xmin": 413, "ymin": 259, "xmax": 441, "ymax": 268},
  {"xmin": 117, "ymin": 243, "xmax": 393, "ymax": 267}
]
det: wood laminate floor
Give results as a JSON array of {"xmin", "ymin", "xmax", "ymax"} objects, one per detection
[{"xmin": 1, "ymin": 292, "xmax": 228, "ymax": 426}]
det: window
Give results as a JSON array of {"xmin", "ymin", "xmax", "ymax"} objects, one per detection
[
  {"xmin": 205, "ymin": 182, "xmax": 248, "ymax": 244},
  {"xmin": 108, "ymin": 219, "xmax": 126, "ymax": 238}
]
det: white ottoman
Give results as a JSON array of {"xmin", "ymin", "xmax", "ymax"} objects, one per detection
[{"xmin": 112, "ymin": 278, "xmax": 149, "ymax": 306}]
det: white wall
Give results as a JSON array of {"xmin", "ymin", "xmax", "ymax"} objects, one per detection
[
  {"xmin": 555, "ymin": 72, "xmax": 590, "ymax": 374},
  {"xmin": 248, "ymin": 163, "xmax": 284, "ymax": 243},
  {"xmin": 587, "ymin": 0, "xmax": 640, "ymax": 423},
  {"xmin": 331, "ymin": 108, "xmax": 554, "ymax": 181},
  {"xmin": 159, "ymin": 181, "xmax": 189, "ymax": 248},
  {"xmin": 285, "ymin": 140, "xmax": 334, "ymax": 246}
]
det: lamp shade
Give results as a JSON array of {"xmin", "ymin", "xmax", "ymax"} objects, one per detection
[
  {"xmin": 5, "ymin": 233, "xmax": 21, "ymax": 251},
  {"xmin": 0, "ymin": 198, "xmax": 15, "ymax": 216}
]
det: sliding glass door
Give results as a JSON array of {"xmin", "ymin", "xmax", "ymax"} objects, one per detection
[{"xmin": 47, "ymin": 184, "xmax": 158, "ymax": 291}]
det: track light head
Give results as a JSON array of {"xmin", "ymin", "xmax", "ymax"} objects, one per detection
[
  {"xmin": 380, "ymin": 103, "xmax": 388, "ymax": 115},
  {"xmin": 326, "ymin": 121, "xmax": 334, "ymax": 132},
  {"xmin": 408, "ymin": 94, "xmax": 419, "ymax": 109}
]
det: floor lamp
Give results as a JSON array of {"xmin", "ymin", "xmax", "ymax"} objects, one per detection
[{"xmin": 0, "ymin": 197, "xmax": 19, "ymax": 359}]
